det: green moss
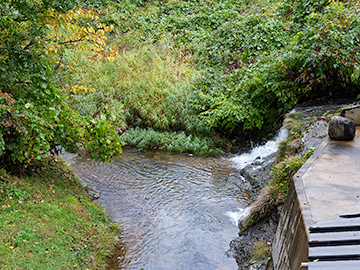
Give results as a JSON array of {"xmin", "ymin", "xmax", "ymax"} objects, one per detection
[
  {"xmin": 276, "ymin": 112, "xmax": 303, "ymax": 162},
  {"xmin": 269, "ymin": 156, "xmax": 306, "ymax": 200},
  {"xmin": 270, "ymin": 112, "xmax": 307, "ymax": 200}
]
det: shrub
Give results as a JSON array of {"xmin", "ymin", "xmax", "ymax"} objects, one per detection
[
  {"xmin": 195, "ymin": 0, "xmax": 360, "ymax": 132},
  {"xmin": 0, "ymin": 0, "xmax": 123, "ymax": 171}
]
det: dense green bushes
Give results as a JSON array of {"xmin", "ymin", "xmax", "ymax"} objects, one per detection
[
  {"xmin": 100, "ymin": 0, "xmax": 360, "ymax": 135},
  {"xmin": 194, "ymin": 0, "xmax": 360, "ymax": 131}
]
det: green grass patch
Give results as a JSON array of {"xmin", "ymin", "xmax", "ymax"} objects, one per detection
[
  {"xmin": 269, "ymin": 155, "xmax": 307, "ymax": 199},
  {"xmin": 123, "ymin": 127, "xmax": 224, "ymax": 156},
  {"xmin": 0, "ymin": 159, "xmax": 118, "ymax": 270},
  {"xmin": 252, "ymin": 241, "xmax": 271, "ymax": 262}
]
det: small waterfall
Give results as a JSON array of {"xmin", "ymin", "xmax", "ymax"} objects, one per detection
[
  {"xmin": 230, "ymin": 128, "xmax": 288, "ymax": 170},
  {"xmin": 227, "ymin": 208, "xmax": 250, "ymax": 226},
  {"xmin": 226, "ymin": 128, "xmax": 288, "ymax": 225}
]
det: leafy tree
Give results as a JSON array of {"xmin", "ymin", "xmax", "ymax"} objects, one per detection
[{"xmin": 0, "ymin": 0, "xmax": 122, "ymax": 171}]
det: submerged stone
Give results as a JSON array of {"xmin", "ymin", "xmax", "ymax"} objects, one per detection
[{"xmin": 328, "ymin": 116, "xmax": 356, "ymax": 141}]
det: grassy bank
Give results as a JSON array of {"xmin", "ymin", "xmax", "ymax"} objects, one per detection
[{"xmin": 0, "ymin": 158, "xmax": 118, "ymax": 270}]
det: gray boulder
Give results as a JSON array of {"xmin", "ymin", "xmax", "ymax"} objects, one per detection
[{"xmin": 328, "ymin": 116, "xmax": 356, "ymax": 141}]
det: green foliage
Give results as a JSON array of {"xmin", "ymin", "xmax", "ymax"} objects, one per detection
[
  {"xmin": 57, "ymin": 36, "xmax": 228, "ymax": 154},
  {"xmin": 201, "ymin": 0, "xmax": 360, "ymax": 131},
  {"xmin": 124, "ymin": 128, "xmax": 223, "ymax": 156},
  {"xmin": 270, "ymin": 156, "xmax": 305, "ymax": 198},
  {"xmin": 0, "ymin": 0, "xmax": 123, "ymax": 170},
  {"xmin": 8, "ymin": 0, "xmax": 357, "ymax": 161},
  {"xmin": 103, "ymin": 0, "xmax": 360, "ymax": 134},
  {"xmin": 252, "ymin": 241, "xmax": 271, "ymax": 262},
  {"xmin": 59, "ymin": 39, "xmax": 205, "ymax": 134},
  {"xmin": 277, "ymin": 0, "xmax": 330, "ymax": 23},
  {"xmin": 0, "ymin": 181, "xmax": 30, "ymax": 203}
]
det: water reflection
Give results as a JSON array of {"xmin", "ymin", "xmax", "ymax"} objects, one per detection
[{"xmin": 64, "ymin": 148, "xmax": 248, "ymax": 270}]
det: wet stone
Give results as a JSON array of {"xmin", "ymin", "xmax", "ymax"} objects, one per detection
[
  {"xmin": 226, "ymin": 173, "xmax": 251, "ymax": 191},
  {"xmin": 301, "ymin": 120, "xmax": 329, "ymax": 153},
  {"xmin": 239, "ymin": 153, "xmax": 275, "ymax": 191},
  {"xmin": 228, "ymin": 207, "xmax": 280, "ymax": 270}
]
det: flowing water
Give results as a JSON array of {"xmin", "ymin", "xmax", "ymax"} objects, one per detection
[{"xmin": 63, "ymin": 130, "xmax": 287, "ymax": 270}]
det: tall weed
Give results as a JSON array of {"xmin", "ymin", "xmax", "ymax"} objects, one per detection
[
  {"xmin": 124, "ymin": 127, "xmax": 222, "ymax": 156},
  {"xmin": 57, "ymin": 36, "xmax": 219, "ymax": 153},
  {"xmin": 59, "ymin": 37, "xmax": 205, "ymax": 131}
]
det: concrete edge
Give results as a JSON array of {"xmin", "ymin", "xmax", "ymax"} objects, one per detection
[{"xmin": 292, "ymin": 136, "xmax": 330, "ymax": 238}]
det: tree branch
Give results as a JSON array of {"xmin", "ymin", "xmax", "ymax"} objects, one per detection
[{"xmin": 23, "ymin": 40, "xmax": 34, "ymax": 50}]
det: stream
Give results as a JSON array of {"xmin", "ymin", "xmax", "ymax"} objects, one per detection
[{"xmin": 63, "ymin": 130, "xmax": 287, "ymax": 270}]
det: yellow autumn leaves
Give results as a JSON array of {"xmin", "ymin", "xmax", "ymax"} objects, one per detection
[{"xmin": 42, "ymin": 7, "xmax": 119, "ymax": 61}]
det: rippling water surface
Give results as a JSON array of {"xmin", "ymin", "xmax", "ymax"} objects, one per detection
[
  {"xmin": 64, "ymin": 149, "xmax": 248, "ymax": 270},
  {"xmin": 63, "ymin": 131, "xmax": 286, "ymax": 270}
]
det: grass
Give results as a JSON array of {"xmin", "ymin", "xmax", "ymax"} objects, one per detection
[
  {"xmin": 59, "ymin": 37, "xmax": 202, "ymax": 133},
  {"xmin": 0, "ymin": 158, "xmax": 118, "ymax": 270},
  {"xmin": 123, "ymin": 127, "xmax": 224, "ymax": 156},
  {"xmin": 252, "ymin": 241, "xmax": 271, "ymax": 262},
  {"xmin": 56, "ymin": 36, "xmax": 226, "ymax": 154}
]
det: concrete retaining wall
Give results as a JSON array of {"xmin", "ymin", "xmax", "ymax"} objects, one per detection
[
  {"xmin": 272, "ymin": 138, "xmax": 330, "ymax": 270},
  {"xmin": 272, "ymin": 180, "xmax": 308, "ymax": 270}
]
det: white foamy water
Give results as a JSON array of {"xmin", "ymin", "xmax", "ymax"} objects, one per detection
[
  {"xmin": 230, "ymin": 128, "xmax": 288, "ymax": 169},
  {"xmin": 227, "ymin": 208, "xmax": 250, "ymax": 226}
]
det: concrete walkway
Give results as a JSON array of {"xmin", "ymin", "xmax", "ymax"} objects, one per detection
[
  {"xmin": 273, "ymin": 124, "xmax": 360, "ymax": 270},
  {"xmin": 296, "ymin": 127, "xmax": 360, "ymax": 228}
]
